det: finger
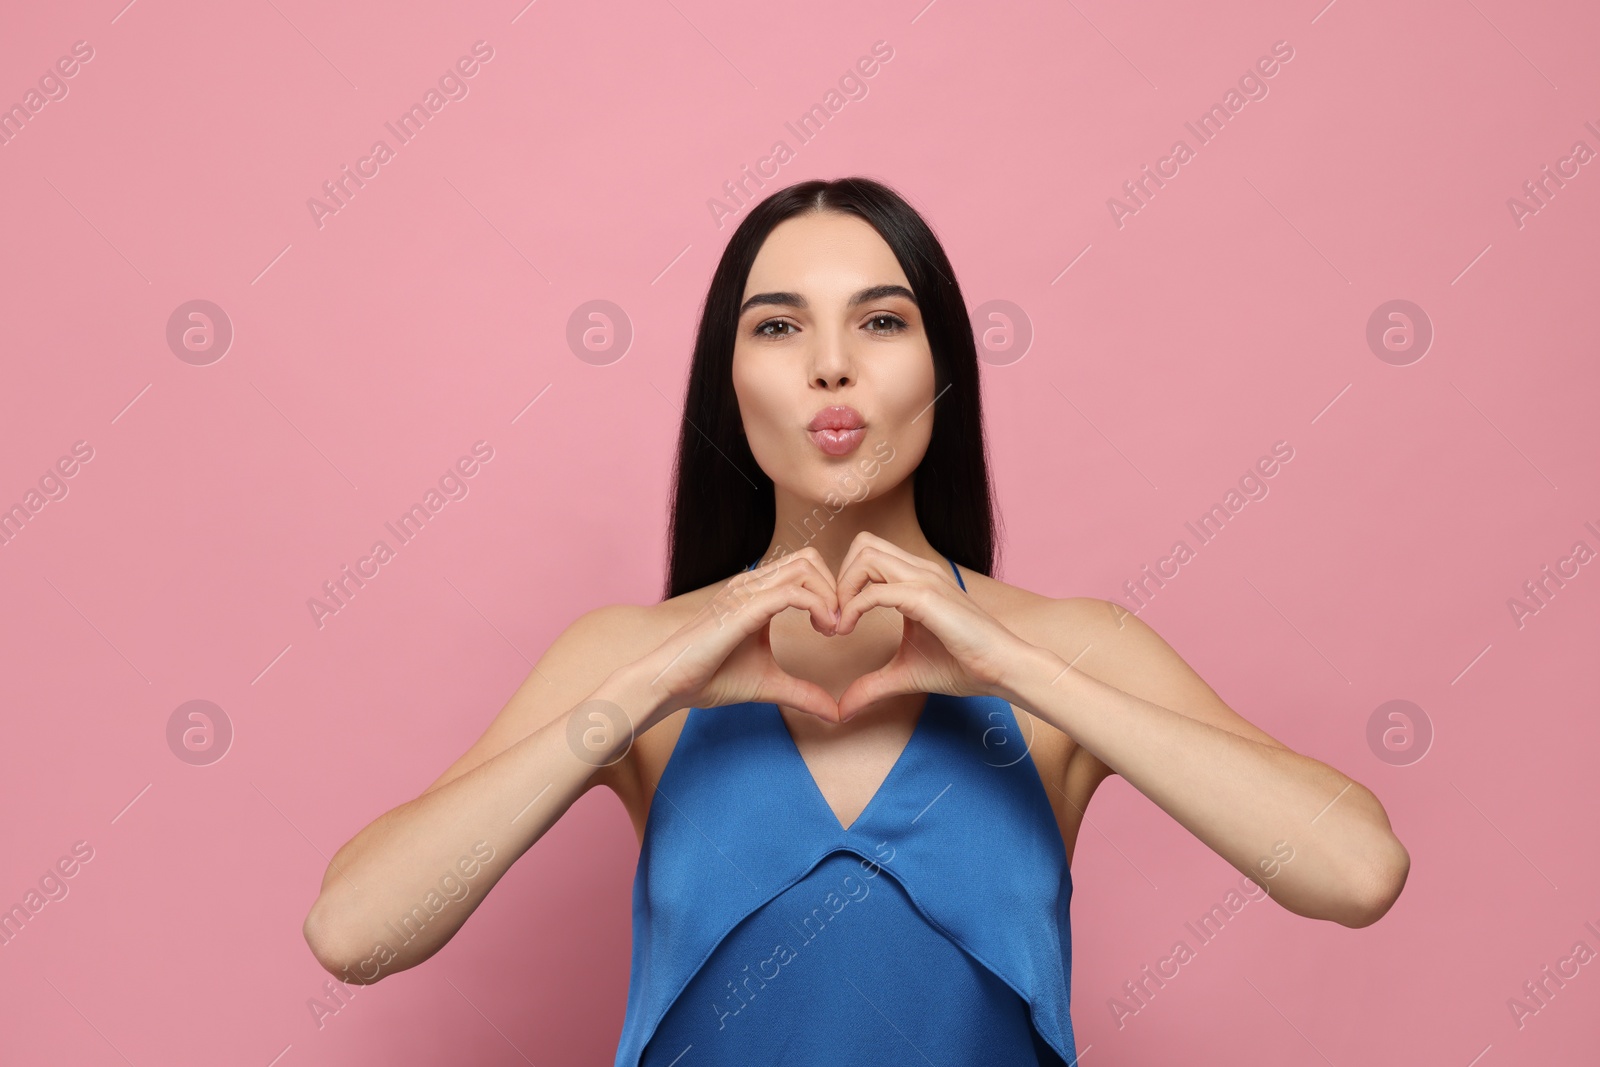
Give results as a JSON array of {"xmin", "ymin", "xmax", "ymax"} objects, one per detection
[
  {"xmin": 764, "ymin": 558, "xmax": 841, "ymax": 635},
  {"xmin": 740, "ymin": 549, "xmax": 840, "ymax": 625},
  {"xmin": 836, "ymin": 588, "xmax": 948, "ymax": 683},
  {"xmin": 755, "ymin": 672, "xmax": 842, "ymax": 724},
  {"xmin": 837, "ymin": 533, "xmax": 896, "ymax": 592},
  {"xmin": 715, "ymin": 562, "xmax": 837, "ymax": 637},
  {"xmin": 779, "ymin": 548, "xmax": 843, "ymax": 622},
  {"xmin": 837, "ymin": 575, "xmax": 937, "ymax": 635},
  {"xmin": 836, "ymin": 664, "xmax": 916, "ymax": 722},
  {"xmin": 739, "ymin": 581, "xmax": 837, "ymax": 639},
  {"xmin": 836, "ymin": 544, "xmax": 947, "ymax": 609},
  {"xmin": 839, "ymin": 533, "xmax": 946, "ymax": 589},
  {"xmin": 838, "ymin": 530, "xmax": 905, "ymax": 575},
  {"xmin": 747, "ymin": 546, "xmax": 836, "ymax": 595}
]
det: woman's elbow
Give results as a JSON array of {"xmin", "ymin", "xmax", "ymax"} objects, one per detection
[
  {"xmin": 302, "ymin": 897, "xmax": 386, "ymax": 985},
  {"xmin": 1340, "ymin": 838, "xmax": 1410, "ymax": 928}
]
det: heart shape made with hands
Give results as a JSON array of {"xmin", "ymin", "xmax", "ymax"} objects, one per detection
[{"xmin": 745, "ymin": 535, "xmax": 1007, "ymax": 724}]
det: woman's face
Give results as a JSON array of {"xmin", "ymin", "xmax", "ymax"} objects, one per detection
[{"xmin": 731, "ymin": 210, "xmax": 936, "ymax": 507}]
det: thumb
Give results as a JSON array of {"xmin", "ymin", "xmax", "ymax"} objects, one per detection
[
  {"xmin": 836, "ymin": 664, "xmax": 912, "ymax": 723},
  {"xmin": 756, "ymin": 670, "xmax": 842, "ymax": 724}
]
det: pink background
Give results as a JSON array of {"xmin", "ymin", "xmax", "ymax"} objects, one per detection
[{"xmin": 2, "ymin": 0, "xmax": 1597, "ymax": 1062}]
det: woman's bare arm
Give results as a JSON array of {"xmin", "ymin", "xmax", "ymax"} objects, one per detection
[
  {"xmin": 1000, "ymin": 597, "xmax": 1410, "ymax": 928},
  {"xmin": 300, "ymin": 552, "xmax": 844, "ymax": 985},
  {"xmin": 300, "ymin": 603, "xmax": 667, "ymax": 984}
]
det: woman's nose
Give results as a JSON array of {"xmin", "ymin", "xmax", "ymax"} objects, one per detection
[{"xmin": 809, "ymin": 333, "xmax": 854, "ymax": 387}]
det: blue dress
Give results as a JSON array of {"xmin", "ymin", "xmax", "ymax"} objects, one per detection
[{"xmin": 614, "ymin": 557, "xmax": 1079, "ymax": 1066}]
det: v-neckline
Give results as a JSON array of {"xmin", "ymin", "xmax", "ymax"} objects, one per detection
[{"xmin": 769, "ymin": 693, "xmax": 933, "ymax": 834}]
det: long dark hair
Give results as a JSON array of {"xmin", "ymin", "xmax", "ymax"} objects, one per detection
[{"xmin": 663, "ymin": 177, "xmax": 999, "ymax": 600}]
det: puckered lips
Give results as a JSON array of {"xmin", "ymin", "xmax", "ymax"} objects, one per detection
[{"xmin": 806, "ymin": 405, "xmax": 866, "ymax": 456}]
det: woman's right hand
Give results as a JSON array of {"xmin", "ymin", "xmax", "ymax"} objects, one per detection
[{"xmin": 634, "ymin": 548, "xmax": 843, "ymax": 725}]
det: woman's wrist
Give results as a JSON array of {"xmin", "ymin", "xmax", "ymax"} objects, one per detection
[
  {"xmin": 984, "ymin": 639, "xmax": 1073, "ymax": 714},
  {"xmin": 595, "ymin": 661, "xmax": 685, "ymax": 738}
]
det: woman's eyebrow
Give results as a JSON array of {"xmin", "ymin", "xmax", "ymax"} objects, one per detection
[{"xmin": 738, "ymin": 284, "xmax": 917, "ymax": 316}]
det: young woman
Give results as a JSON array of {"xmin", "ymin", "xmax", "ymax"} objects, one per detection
[{"xmin": 303, "ymin": 177, "xmax": 1410, "ymax": 1065}]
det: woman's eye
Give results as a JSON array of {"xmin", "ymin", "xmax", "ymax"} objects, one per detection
[{"xmin": 752, "ymin": 315, "xmax": 906, "ymax": 338}]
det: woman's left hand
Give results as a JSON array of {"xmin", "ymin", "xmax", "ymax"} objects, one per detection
[{"xmin": 833, "ymin": 532, "xmax": 1039, "ymax": 721}]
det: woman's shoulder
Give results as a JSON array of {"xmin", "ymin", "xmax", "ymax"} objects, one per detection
[
  {"xmin": 547, "ymin": 583, "xmax": 739, "ymax": 840},
  {"xmin": 958, "ymin": 565, "xmax": 1116, "ymax": 635},
  {"xmin": 584, "ymin": 577, "xmax": 726, "ymax": 650},
  {"xmin": 415, "ymin": 586, "xmax": 717, "ymax": 803},
  {"xmin": 542, "ymin": 584, "xmax": 724, "ymax": 741},
  {"xmin": 563, "ymin": 572, "xmax": 729, "ymax": 649}
]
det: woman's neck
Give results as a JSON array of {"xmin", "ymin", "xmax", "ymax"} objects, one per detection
[{"xmin": 762, "ymin": 478, "xmax": 941, "ymax": 576}]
